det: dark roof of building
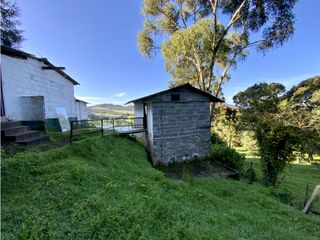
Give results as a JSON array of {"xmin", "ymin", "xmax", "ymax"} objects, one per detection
[
  {"xmin": 126, "ymin": 83, "xmax": 224, "ymax": 104},
  {"xmin": 75, "ymin": 98, "xmax": 89, "ymax": 104},
  {"xmin": 1, "ymin": 45, "xmax": 79, "ymax": 85}
]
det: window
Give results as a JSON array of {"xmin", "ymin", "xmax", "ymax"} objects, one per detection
[{"xmin": 171, "ymin": 93, "xmax": 180, "ymax": 102}]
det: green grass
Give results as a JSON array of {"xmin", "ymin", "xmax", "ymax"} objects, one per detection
[
  {"xmin": 2, "ymin": 135, "xmax": 320, "ymax": 239},
  {"xmin": 237, "ymin": 147, "xmax": 320, "ymax": 211}
]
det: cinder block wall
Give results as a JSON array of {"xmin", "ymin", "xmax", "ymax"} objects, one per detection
[{"xmin": 151, "ymin": 88, "xmax": 211, "ymax": 165}]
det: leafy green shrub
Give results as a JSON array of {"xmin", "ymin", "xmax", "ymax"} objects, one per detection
[
  {"xmin": 210, "ymin": 144, "xmax": 245, "ymax": 171},
  {"xmin": 244, "ymin": 162, "xmax": 257, "ymax": 184},
  {"xmin": 210, "ymin": 133, "xmax": 225, "ymax": 145}
]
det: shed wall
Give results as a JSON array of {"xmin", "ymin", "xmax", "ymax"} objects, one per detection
[
  {"xmin": 151, "ymin": 88, "xmax": 211, "ymax": 164},
  {"xmin": 75, "ymin": 101, "xmax": 88, "ymax": 120}
]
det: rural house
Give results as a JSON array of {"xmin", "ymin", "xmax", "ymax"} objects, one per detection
[
  {"xmin": 1, "ymin": 46, "xmax": 88, "ymax": 131},
  {"xmin": 127, "ymin": 84, "xmax": 223, "ymax": 165}
]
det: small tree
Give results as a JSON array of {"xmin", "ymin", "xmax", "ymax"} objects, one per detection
[
  {"xmin": 234, "ymin": 79, "xmax": 320, "ymax": 185},
  {"xmin": 1, "ymin": 0, "xmax": 24, "ymax": 48},
  {"xmin": 233, "ymin": 83, "xmax": 294, "ymax": 186}
]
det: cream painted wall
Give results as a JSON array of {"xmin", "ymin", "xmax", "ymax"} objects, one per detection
[{"xmin": 1, "ymin": 54, "xmax": 81, "ymax": 120}]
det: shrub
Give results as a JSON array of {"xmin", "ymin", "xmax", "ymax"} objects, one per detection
[
  {"xmin": 243, "ymin": 162, "xmax": 257, "ymax": 184},
  {"xmin": 210, "ymin": 133, "xmax": 225, "ymax": 145},
  {"xmin": 210, "ymin": 144, "xmax": 245, "ymax": 171}
]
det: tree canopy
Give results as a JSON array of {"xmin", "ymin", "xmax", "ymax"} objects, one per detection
[
  {"xmin": 233, "ymin": 77, "xmax": 320, "ymax": 185},
  {"xmin": 138, "ymin": 0, "xmax": 297, "ymax": 99},
  {"xmin": 234, "ymin": 82, "xmax": 293, "ymax": 185},
  {"xmin": 1, "ymin": 0, "xmax": 24, "ymax": 48}
]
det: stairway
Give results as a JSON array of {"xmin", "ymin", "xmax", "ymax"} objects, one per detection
[{"xmin": 1, "ymin": 121, "xmax": 49, "ymax": 146}]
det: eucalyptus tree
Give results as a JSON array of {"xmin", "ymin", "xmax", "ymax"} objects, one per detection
[
  {"xmin": 138, "ymin": 0, "xmax": 297, "ymax": 112},
  {"xmin": 1, "ymin": 0, "xmax": 24, "ymax": 48}
]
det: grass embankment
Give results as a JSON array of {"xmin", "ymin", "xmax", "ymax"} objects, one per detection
[
  {"xmin": 239, "ymin": 148, "xmax": 320, "ymax": 211},
  {"xmin": 2, "ymin": 135, "xmax": 320, "ymax": 239}
]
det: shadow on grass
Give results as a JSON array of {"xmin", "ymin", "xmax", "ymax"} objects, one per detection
[{"xmin": 156, "ymin": 159, "xmax": 239, "ymax": 180}]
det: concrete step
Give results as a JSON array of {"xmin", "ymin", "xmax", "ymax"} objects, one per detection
[
  {"xmin": 1, "ymin": 126, "xmax": 30, "ymax": 136},
  {"xmin": 16, "ymin": 135, "xmax": 49, "ymax": 145},
  {"xmin": 6, "ymin": 131, "xmax": 41, "ymax": 141},
  {"xmin": 1, "ymin": 121, "xmax": 22, "ymax": 129}
]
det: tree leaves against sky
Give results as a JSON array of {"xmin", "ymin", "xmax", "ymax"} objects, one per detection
[{"xmin": 138, "ymin": 0, "xmax": 297, "ymax": 101}]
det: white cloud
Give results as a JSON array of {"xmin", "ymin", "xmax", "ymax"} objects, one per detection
[{"xmin": 114, "ymin": 92, "xmax": 126, "ymax": 97}]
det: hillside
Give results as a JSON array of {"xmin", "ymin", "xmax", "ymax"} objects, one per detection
[
  {"xmin": 88, "ymin": 103, "xmax": 133, "ymax": 118},
  {"xmin": 2, "ymin": 135, "xmax": 320, "ymax": 239}
]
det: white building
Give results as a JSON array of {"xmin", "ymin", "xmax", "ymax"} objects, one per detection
[{"xmin": 1, "ymin": 46, "xmax": 88, "ymax": 130}]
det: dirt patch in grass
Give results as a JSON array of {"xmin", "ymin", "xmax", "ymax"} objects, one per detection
[{"xmin": 156, "ymin": 160, "xmax": 239, "ymax": 180}]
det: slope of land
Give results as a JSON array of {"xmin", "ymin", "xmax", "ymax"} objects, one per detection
[
  {"xmin": 88, "ymin": 103, "xmax": 133, "ymax": 118},
  {"xmin": 2, "ymin": 135, "xmax": 320, "ymax": 239}
]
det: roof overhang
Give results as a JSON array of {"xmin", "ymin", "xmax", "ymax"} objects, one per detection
[
  {"xmin": 1, "ymin": 45, "xmax": 79, "ymax": 85},
  {"xmin": 126, "ymin": 83, "xmax": 224, "ymax": 104}
]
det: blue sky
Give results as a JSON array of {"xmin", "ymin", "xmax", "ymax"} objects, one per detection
[{"xmin": 16, "ymin": 0, "xmax": 320, "ymax": 105}]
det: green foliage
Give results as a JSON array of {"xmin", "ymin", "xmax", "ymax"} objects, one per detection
[
  {"xmin": 210, "ymin": 132, "xmax": 225, "ymax": 145},
  {"xmin": 138, "ymin": 0, "xmax": 297, "ymax": 98},
  {"xmin": 256, "ymin": 123, "xmax": 296, "ymax": 186},
  {"xmin": 1, "ymin": 0, "xmax": 24, "ymax": 48},
  {"xmin": 243, "ymin": 152, "xmax": 320, "ymax": 211},
  {"xmin": 244, "ymin": 162, "xmax": 257, "ymax": 184},
  {"xmin": 281, "ymin": 76, "xmax": 320, "ymax": 159},
  {"xmin": 235, "ymin": 77, "xmax": 320, "ymax": 185},
  {"xmin": 210, "ymin": 143, "xmax": 245, "ymax": 171},
  {"xmin": 234, "ymin": 82, "xmax": 295, "ymax": 186},
  {"xmin": 240, "ymin": 130, "xmax": 258, "ymax": 152},
  {"xmin": 285, "ymin": 76, "xmax": 320, "ymax": 109},
  {"xmin": 213, "ymin": 104, "xmax": 241, "ymax": 147},
  {"xmin": 2, "ymin": 135, "xmax": 320, "ymax": 239}
]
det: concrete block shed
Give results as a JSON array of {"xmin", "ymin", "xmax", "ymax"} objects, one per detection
[{"xmin": 127, "ymin": 84, "xmax": 223, "ymax": 165}]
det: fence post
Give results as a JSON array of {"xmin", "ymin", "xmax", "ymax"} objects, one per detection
[
  {"xmin": 69, "ymin": 121, "xmax": 73, "ymax": 144},
  {"xmin": 112, "ymin": 119, "xmax": 115, "ymax": 131},
  {"xmin": 101, "ymin": 119, "xmax": 104, "ymax": 137}
]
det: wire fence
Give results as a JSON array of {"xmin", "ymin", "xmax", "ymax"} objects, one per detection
[{"xmin": 69, "ymin": 117, "xmax": 145, "ymax": 143}]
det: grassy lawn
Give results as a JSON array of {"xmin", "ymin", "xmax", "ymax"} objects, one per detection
[
  {"xmin": 2, "ymin": 135, "xmax": 320, "ymax": 239},
  {"xmin": 238, "ymin": 147, "xmax": 320, "ymax": 212}
]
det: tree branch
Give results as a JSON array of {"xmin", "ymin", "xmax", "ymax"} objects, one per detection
[
  {"xmin": 179, "ymin": 2, "xmax": 188, "ymax": 29},
  {"xmin": 208, "ymin": 0, "xmax": 247, "ymax": 90}
]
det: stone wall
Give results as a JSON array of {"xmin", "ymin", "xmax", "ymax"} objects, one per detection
[{"xmin": 150, "ymin": 88, "xmax": 211, "ymax": 164}]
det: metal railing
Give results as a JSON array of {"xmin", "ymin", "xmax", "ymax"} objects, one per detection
[{"xmin": 69, "ymin": 117, "xmax": 145, "ymax": 143}]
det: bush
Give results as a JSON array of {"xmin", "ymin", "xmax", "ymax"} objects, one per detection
[
  {"xmin": 210, "ymin": 143, "xmax": 245, "ymax": 171},
  {"xmin": 244, "ymin": 162, "xmax": 257, "ymax": 184},
  {"xmin": 210, "ymin": 133, "xmax": 225, "ymax": 145}
]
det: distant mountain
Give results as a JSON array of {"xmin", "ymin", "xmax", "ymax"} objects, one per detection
[{"xmin": 88, "ymin": 103, "xmax": 133, "ymax": 118}]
